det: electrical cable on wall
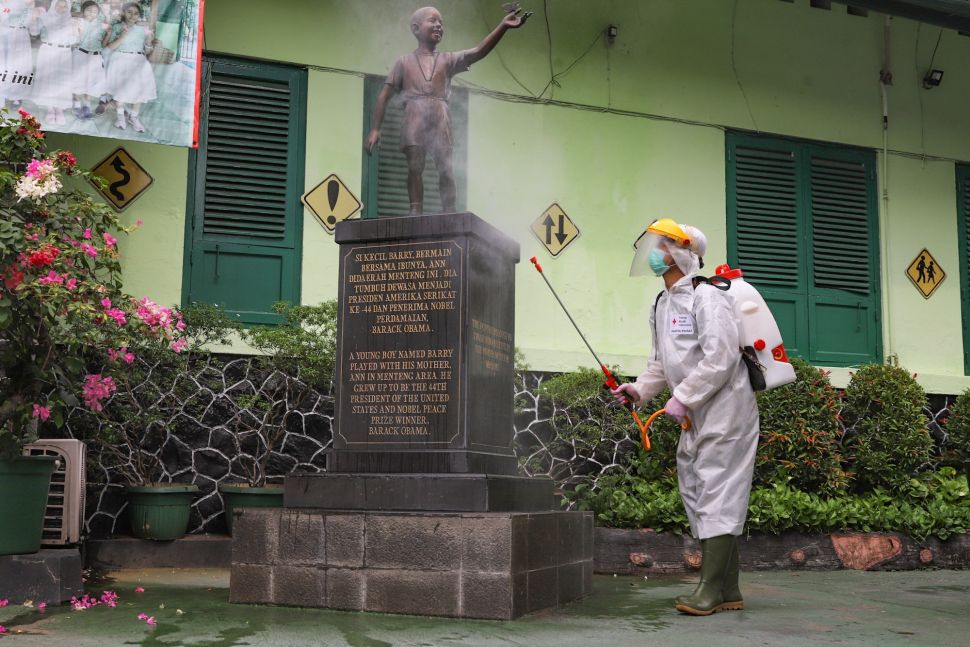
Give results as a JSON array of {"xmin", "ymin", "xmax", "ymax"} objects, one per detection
[
  {"xmin": 732, "ymin": 0, "xmax": 759, "ymax": 132},
  {"xmin": 541, "ymin": 0, "xmax": 555, "ymax": 98},
  {"xmin": 476, "ymin": 0, "xmax": 537, "ymax": 97},
  {"xmin": 916, "ymin": 23, "xmax": 926, "ymax": 161},
  {"xmin": 536, "ymin": 29, "xmax": 602, "ymax": 99}
]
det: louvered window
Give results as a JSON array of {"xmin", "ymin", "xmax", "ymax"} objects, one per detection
[
  {"xmin": 957, "ymin": 165, "xmax": 970, "ymax": 374},
  {"xmin": 727, "ymin": 132, "xmax": 881, "ymax": 366},
  {"xmin": 361, "ymin": 75, "xmax": 468, "ymax": 217},
  {"xmin": 203, "ymin": 76, "xmax": 290, "ymax": 239},
  {"xmin": 184, "ymin": 57, "xmax": 307, "ymax": 324}
]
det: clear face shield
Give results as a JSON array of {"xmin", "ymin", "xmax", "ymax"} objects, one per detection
[{"xmin": 630, "ymin": 230, "xmax": 675, "ymax": 277}]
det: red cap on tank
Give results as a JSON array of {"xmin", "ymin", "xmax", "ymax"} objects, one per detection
[
  {"xmin": 715, "ymin": 264, "xmax": 744, "ymax": 280},
  {"xmin": 754, "ymin": 339, "xmax": 766, "ymax": 351}
]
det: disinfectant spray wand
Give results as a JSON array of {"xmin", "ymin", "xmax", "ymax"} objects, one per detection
[{"xmin": 529, "ymin": 256, "xmax": 652, "ymax": 450}]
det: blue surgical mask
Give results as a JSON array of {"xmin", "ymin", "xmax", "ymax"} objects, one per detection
[{"xmin": 648, "ymin": 249, "xmax": 671, "ymax": 276}]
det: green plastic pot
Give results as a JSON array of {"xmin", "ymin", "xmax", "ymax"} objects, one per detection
[
  {"xmin": 126, "ymin": 484, "xmax": 199, "ymax": 541},
  {"xmin": 219, "ymin": 483, "xmax": 284, "ymax": 535},
  {"xmin": 0, "ymin": 456, "xmax": 57, "ymax": 555}
]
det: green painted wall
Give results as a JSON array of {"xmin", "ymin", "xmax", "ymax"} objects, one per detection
[{"xmin": 49, "ymin": 0, "xmax": 970, "ymax": 392}]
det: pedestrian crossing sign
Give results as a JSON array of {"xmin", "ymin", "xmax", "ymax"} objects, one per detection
[{"xmin": 905, "ymin": 248, "xmax": 945, "ymax": 299}]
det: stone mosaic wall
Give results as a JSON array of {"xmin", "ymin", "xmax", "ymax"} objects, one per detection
[
  {"xmin": 61, "ymin": 355, "xmax": 334, "ymax": 537},
  {"xmin": 60, "ymin": 363, "xmax": 960, "ymax": 538}
]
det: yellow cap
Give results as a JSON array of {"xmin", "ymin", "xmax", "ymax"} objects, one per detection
[{"xmin": 646, "ymin": 218, "xmax": 691, "ymax": 247}]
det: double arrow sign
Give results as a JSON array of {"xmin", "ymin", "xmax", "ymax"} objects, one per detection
[
  {"xmin": 530, "ymin": 203, "xmax": 580, "ymax": 257},
  {"xmin": 542, "ymin": 213, "xmax": 569, "ymax": 245}
]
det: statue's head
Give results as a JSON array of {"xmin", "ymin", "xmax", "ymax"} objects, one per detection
[{"xmin": 410, "ymin": 6, "xmax": 443, "ymax": 45}]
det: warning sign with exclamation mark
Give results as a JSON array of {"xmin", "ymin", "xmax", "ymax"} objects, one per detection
[{"xmin": 302, "ymin": 174, "xmax": 362, "ymax": 234}]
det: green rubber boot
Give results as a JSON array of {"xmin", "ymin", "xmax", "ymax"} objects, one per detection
[
  {"xmin": 674, "ymin": 534, "xmax": 735, "ymax": 616},
  {"xmin": 720, "ymin": 535, "xmax": 744, "ymax": 610}
]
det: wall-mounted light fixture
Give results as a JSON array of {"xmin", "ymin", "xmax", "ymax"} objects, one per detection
[
  {"xmin": 606, "ymin": 24, "xmax": 618, "ymax": 46},
  {"xmin": 922, "ymin": 69, "xmax": 944, "ymax": 89}
]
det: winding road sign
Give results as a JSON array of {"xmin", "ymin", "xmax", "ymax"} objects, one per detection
[{"xmin": 90, "ymin": 147, "xmax": 153, "ymax": 212}]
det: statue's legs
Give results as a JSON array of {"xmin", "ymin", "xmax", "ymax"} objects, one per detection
[
  {"xmin": 404, "ymin": 146, "xmax": 426, "ymax": 216},
  {"xmin": 432, "ymin": 146, "xmax": 457, "ymax": 214}
]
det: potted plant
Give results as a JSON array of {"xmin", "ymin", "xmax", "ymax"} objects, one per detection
[
  {"xmin": 0, "ymin": 108, "xmax": 189, "ymax": 551},
  {"xmin": 82, "ymin": 314, "xmax": 235, "ymax": 541},
  {"xmin": 219, "ymin": 302, "xmax": 337, "ymax": 534}
]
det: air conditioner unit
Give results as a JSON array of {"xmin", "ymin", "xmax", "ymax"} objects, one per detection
[{"xmin": 23, "ymin": 439, "xmax": 86, "ymax": 546}]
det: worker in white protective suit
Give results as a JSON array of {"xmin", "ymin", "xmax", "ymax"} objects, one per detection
[{"xmin": 611, "ymin": 219, "xmax": 759, "ymax": 616}]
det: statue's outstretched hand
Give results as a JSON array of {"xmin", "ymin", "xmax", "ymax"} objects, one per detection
[
  {"xmin": 501, "ymin": 3, "xmax": 532, "ymax": 28},
  {"xmin": 364, "ymin": 129, "xmax": 381, "ymax": 154}
]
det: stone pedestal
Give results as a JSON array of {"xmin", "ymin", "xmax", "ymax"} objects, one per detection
[
  {"xmin": 0, "ymin": 549, "xmax": 83, "ymax": 604},
  {"xmin": 230, "ymin": 508, "xmax": 593, "ymax": 620},
  {"xmin": 285, "ymin": 473, "xmax": 556, "ymax": 512},
  {"xmin": 330, "ymin": 212, "xmax": 519, "ymax": 474},
  {"xmin": 231, "ymin": 213, "xmax": 592, "ymax": 618}
]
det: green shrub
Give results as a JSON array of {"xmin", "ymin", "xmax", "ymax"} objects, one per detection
[
  {"xmin": 754, "ymin": 358, "xmax": 849, "ymax": 495},
  {"xmin": 569, "ymin": 473, "xmax": 689, "ymax": 533},
  {"xmin": 943, "ymin": 388, "xmax": 970, "ymax": 466},
  {"xmin": 570, "ymin": 467, "xmax": 969, "ymax": 541},
  {"xmin": 528, "ymin": 368, "xmax": 637, "ymax": 483},
  {"xmin": 633, "ymin": 388, "xmax": 681, "ymax": 481},
  {"xmin": 243, "ymin": 301, "xmax": 338, "ymax": 392},
  {"xmin": 840, "ymin": 364, "xmax": 934, "ymax": 491}
]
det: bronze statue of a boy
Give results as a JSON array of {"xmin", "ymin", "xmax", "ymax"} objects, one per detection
[{"xmin": 365, "ymin": 5, "xmax": 530, "ymax": 216}]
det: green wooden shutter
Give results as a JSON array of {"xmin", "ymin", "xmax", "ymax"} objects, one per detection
[
  {"xmin": 361, "ymin": 75, "xmax": 467, "ymax": 218},
  {"xmin": 727, "ymin": 137, "xmax": 807, "ymax": 359},
  {"xmin": 958, "ymin": 164, "xmax": 970, "ymax": 374},
  {"xmin": 807, "ymin": 147, "xmax": 881, "ymax": 365},
  {"xmin": 727, "ymin": 132, "xmax": 881, "ymax": 366},
  {"xmin": 183, "ymin": 57, "xmax": 307, "ymax": 324}
]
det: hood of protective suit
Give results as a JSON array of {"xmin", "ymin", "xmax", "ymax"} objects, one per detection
[{"xmin": 669, "ymin": 224, "xmax": 706, "ymax": 275}]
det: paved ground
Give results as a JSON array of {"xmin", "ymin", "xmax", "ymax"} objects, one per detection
[{"xmin": 0, "ymin": 568, "xmax": 967, "ymax": 646}]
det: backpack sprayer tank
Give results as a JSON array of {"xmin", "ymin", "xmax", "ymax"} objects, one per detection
[{"xmin": 714, "ymin": 264, "xmax": 797, "ymax": 391}]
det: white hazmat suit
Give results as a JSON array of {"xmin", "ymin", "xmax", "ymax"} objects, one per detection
[{"xmin": 628, "ymin": 236, "xmax": 759, "ymax": 540}]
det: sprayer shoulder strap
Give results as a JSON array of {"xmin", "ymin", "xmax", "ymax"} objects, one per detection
[{"xmin": 692, "ymin": 275, "xmax": 732, "ymax": 291}]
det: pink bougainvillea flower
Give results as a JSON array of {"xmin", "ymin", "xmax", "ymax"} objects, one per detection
[
  {"xmin": 31, "ymin": 404, "xmax": 50, "ymax": 421},
  {"xmin": 99, "ymin": 591, "xmax": 118, "ymax": 608},
  {"xmin": 0, "ymin": 599, "xmax": 8, "ymax": 607},
  {"xmin": 83, "ymin": 228, "xmax": 92, "ymax": 239},
  {"xmin": 25, "ymin": 233, "xmax": 39, "ymax": 241},
  {"xmin": 169, "ymin": 337, "xmax": 188, "ymax": 353},
  {"xmin": 26, "ymin": 159, "xmax": 55, "ymax": 179},
  {"xmin": 102, "ymin": 233, "xmax": 117, "ymax": 248},
  {"xmin": 100, "ymin": 298, "xmax": 112, "ymax": 309},
  {"xmin": 81, "ymin": 243, "xmax": 98, "ymax": 258},
  {"xmin": 37, "ymin": 602, "xmax": 46, "ymax": 611},
  {"xmin": 38, "ymin": 270, "xmax": 64, "ymax": 286},
  {"xmin": 0, "ymin": 625, "xmax": 6, "ymax": 634},
  {"xmin": 134, "ymin": 587, "xmax": 145, "ymax": 593},
  {"xmin": 105, "ymin": 308, "xmax": 127, "ymax": 326},
  {"xmin": 137, "ymin": 613, "xmax": 148, "ymax": 620},
  {"xmin": 65, "ymin": 277, "xmax": 78, "ymax": 291},
  {"xmin": 82, "ymin": 374, "xmax": 117, "ymax": 412},
  {"xmin": 70, "ymin": 594, "xmax": 97, "ymax": 610},
  {"xmin": 146, "ymin": 616, "xmax": 156, "ymax": 626}
]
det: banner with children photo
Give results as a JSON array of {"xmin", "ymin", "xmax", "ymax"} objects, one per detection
[{"xmin": 0, "ymin": 0, "xmax": 204, "ymax": 147}]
